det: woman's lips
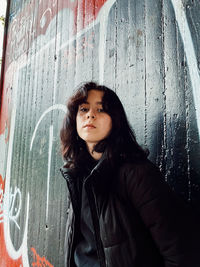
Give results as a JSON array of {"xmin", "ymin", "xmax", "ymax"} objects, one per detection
[{"xmin": 84, "ymin": 124, "xmax": 96, "ymax": 128}]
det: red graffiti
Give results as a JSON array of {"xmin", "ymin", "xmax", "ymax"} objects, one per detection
[
  {"xmin": 0, "ymin": 83, "xmax": 11, "ymax": 141},
  {"xmin": 63, "ymin": 31, "xmax": 95, "ymax": 68},
  {"xmin": 0, "ymin": 175, "xmax": 23, "ymax": 267},
  {"xmin": 0, "ymin": 224, "xmax": 23, "ymax": 267},
  {"xmin": 0, "ymin": 60, "xmax": 14, "ymax": 140},
  {"xmin": 0, "ymin": 174, "xmax": 4, "ymax": 217},
  {"xmin": 31, "ymin": 247, "xmax": 54, "ymax": 267},
  {"xmin": 6, "ymin": 0, "xmax": 108, "ymax": 68}
]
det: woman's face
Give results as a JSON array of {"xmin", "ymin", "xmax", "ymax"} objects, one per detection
[{"xmin": 76, "ymin": 90, "xmax": 112, "ymax": 149}]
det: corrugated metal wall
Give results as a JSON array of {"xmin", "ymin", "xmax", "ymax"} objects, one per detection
[{"xmin": 0, "ymin": 0, "xmax": 200, "ymax": 266}]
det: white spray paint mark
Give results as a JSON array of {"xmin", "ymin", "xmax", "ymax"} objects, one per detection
[
  {"xmin": 30, "ymin": 104, "xmax": 67, "ymax": 151},
  {"xmin": 40, "ymin": 8, "xmax": 52, "ymax": 29},
  {"xmin": 59, "ymin": 0, "xmax": 116, "ymax": 64},
  {"xmin": 3, "ymin": 61, "xmax": 30, "ymax": 264},
  {"xmin": 98, "ymin": 0, "xmax": 117, "ymax": 83},
  {"xmin": 9, "ymin": 187, "xmax": 21, "ymax": 229},
  {"xmin": 171, "ymin": 0, "xmax": 200, "ymax": 138},
  {"xmin": 2, "ymin": 187, "xmax": 22, "ymax": 230},
  {"xmin": 46, "ymin": 125, "xmax": 53, "ymax": 222},
  {"xmin": 30, "ymin": 105, "xmax": 66, "ymax": 224}
]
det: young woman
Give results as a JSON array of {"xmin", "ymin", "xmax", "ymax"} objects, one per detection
[{"xmin": 60, "ymin": 82, "xmax": 200, "ymax": 267}]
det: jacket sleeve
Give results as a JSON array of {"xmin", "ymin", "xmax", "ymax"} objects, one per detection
[{"xmin": 124, "ymin": 160, "xmax": 200, "ymax": 267}]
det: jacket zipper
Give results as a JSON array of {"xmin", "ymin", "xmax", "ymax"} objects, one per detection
[
  {"xmin": 92, "ymin": 188, "xmax": 106, "ymax": 267},
  {"xmin": 61, "ymin": 167, "xmax": 106, "ymax": 267},
  {"xmin": 84, "ymin": 179, "xmax": 106, "ymax": 267}
]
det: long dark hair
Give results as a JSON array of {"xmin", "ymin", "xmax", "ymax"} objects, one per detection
[{"xmin": 60, "ymin": 82, "xmax": 148, "ymax": 168}]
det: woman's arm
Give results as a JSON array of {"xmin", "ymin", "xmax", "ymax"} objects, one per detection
[{"xmin": 124, "ymin": 160, "xmax": 200, "ymax": 267}]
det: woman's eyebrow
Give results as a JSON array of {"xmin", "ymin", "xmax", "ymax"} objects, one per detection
[{"xmin": 82, "ymin": 101, "xmax": 103, "ymax": 105}]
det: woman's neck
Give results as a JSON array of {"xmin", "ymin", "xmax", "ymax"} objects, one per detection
[{"xmin": 87, "ymin": 143, "xmax": 102, "ymax": 160}]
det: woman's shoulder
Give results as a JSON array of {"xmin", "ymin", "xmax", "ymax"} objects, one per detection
[
  {"xmin": 118, "ymin": 157, "xmax": 161, "ymax": 179},
  {"xmin": 117, "ymin": 158, "xmax": 170, "ymax": 196},
  {"xmin": 117, "ymin": 158, "xmax": 183, "ymax": 212}
]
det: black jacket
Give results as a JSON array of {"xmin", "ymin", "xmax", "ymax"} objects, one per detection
[{"xmin": 60, "ymin": 156, "xmax": 200, "ymax": 267}]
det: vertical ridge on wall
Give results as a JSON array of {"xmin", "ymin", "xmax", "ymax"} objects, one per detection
[
  {"xmin": 145, "ymin": 0, "xmax": 164, "ymax": 166},
  {"xmin": 184, "ymin": 50, "xmax": 192, "ymax": 202},
  {"xmin": 114, "ymin": 2, "xmax": 118, "ymax": 92},
  {"xmin": 144, "ymin": 0, "xmax": 147, "ymax": 147},
  {"xmin": 161, "ymin": 0, "xmax": 167, "ymax": 178}
]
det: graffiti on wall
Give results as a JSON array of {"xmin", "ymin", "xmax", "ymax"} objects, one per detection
[
  {"xmin": 31, "ymin": 248, "xmax": 53, "ymax": 267},
  {"xmin": 0, "ymin": 0, "xmax": 200, "ymax": 266},
  {"xmin": 6, "ymin": 0, "xmax": 109, "ymax": 67},
  {"xmin": 0, "ymin": 183, "xmax": 22, "ymax": 229},
  {"xmin": 0, "ymin": 175, "xmax": 5, "ymax": 224},
  {"xmin": 0, "ymin": 0, "xmax": 117, "ymax": 266}
]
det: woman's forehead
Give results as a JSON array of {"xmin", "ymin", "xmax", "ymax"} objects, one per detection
[
  {"xmin": 87, "ymin": 89, "xmax": 104, "ymax": 99},
  {"xmin": 80, "ymin": 90, "xmax": 104, "ymax": 104}
]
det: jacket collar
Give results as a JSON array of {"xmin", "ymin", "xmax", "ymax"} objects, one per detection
[{"xmin": 60, "ymin": 153, "xmax": 114, "ymax": 187}]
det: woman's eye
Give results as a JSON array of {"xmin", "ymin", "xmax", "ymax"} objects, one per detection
[
  {"xmin": 79, "ymin": 107, "xmax": 88, "ymax": 112},
  {"xmin": 97, "ymin": 108, "xmax": 104, "ymax": 113}
]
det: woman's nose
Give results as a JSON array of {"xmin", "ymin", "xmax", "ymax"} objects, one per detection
[
  {"xmin": 87, "ymin": 109, "xmax": 96, "ymax": 119},
  {"xmin": 87, "ymin": 114, "xmax": 95, "ymax": 119}
]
